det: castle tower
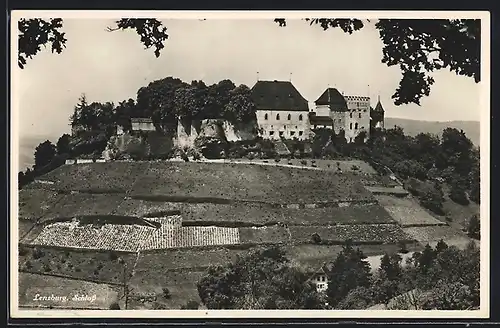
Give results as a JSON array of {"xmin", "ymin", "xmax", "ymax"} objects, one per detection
[{"xmin": 370, "ymin": 95, "xmax": 385, "ymax": 133}]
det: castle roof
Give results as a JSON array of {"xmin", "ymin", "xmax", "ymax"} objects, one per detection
[
  {"xmin": 373, "ymin": 99, "xmax": 385, "ymax": 112},
  {"xmin": 250, "ymin": 80, "xmax": 309, "ymax": 112},
  {"xmin": 314, "ymin": 88, "xmax": 348, "ymax": 112}
]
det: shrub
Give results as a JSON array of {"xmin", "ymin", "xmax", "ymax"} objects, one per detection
[
  {"xmin": 274, "ymin": 157, "xmax": 280, "ymax": 163},
  {"xmin": 467, "ymin": 215, "xmax": 480, "ymax": 240},
  {"xmin": 192, "ymin": 152, "xmax": 202, "ymax": 161},
  {"xmin": 109, "ymin": 252, "xmax": 118, "ymax": 261},
  {"xmin": 300, "ymin": 160, "xmax": 307, "ymax": 166},
  {"xmin": 109, "ymin": 302, "xmax": 120, "ymax": 310},
  {"xmin": 311, "ymin": 233, "xmax": 322, "ymax": 244},
  {"xmin": 288, "ymin": 161, "xmax": 293, "ymax": 165},
  {"xmin": 449, "ymin": 184, "xmax": 470, "ymax": 206},
  {"xmin": 181, "ymin": 300, "xmax": 199, "ymax": 310},
  {"xmin": 32, "ymin": 247, "xmax": 45, "ymax": 259},
  {"xmin": 398, "ymin": 241, "xmax": 409, "ymax": 254},
  {"xmin": 162, "ymin": 287, "xmax": 171, "ymax": 299},
  {"xmin": 180, "ymin": 152, "xmax": 189, "ymax": 162},
  {"xmin": 24, "ymin": 260, "xmax": 32, "ymax": 270},
  {"xmin": 19, "ymin": 246, "xmax": 28, "ymax": 257},
  {"xmin": 247, "ymin": 153, "xmax": 255, "ymax": 160},
  {"xmin": 351, "ymin": 165, "xmax": 360, "ymax": 171},
  {"xmin": 419, "ymin": 188, "xmax": 445, "ymax": 215},
  {"xmin": 43, "ymin": 264, "xmax": 51, "ymax": 272}
]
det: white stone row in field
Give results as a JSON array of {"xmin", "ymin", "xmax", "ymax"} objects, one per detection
[{"xmin": 29, "ymin": 219, "xmax": 240, "ymax": 252}]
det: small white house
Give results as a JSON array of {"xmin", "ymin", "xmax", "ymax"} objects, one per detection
[
  {"xmin": 116, "ymin": 125, "xmax": 125, "ymax": 136},
  {"xmin": 131, "ymin": 117, "xmax": 155, "ymax": 132},
  {"xmin": 309, "ymin": 266, "xmax": 329, "ymax": 293}
]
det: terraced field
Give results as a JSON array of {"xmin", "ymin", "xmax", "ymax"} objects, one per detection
[
  {"xmin": 19, "ymin": 272, "xmax": 123, "ymax": 309},
  {"xmin": 374, "ymin": 195, "xmax": 445, "ymax": 226},
  {"xmin": 18, "ymin": 244, "xmax": 137, "ymax": 284},
  {"xmin": 34, "ymin": 161, "xmax": 148, "ymax": 192},
  {"xmin": 130, "ymin": 162, "xmax": 374, "ymax": 203},
  {"xmin": 18, "ymin": 189, "xmax": 64, "ymax": 220},
  {"xmin": 289, "ymin": 224, "xmax": 413, "ymax": 244}
]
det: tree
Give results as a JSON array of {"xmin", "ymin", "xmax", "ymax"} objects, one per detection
[
  {"xmin": 419, "ymin": 186, "xmax": 445, "ymax": 215},
  {"xmin": 336, "ymin": 286, "xmax": 374, "ymax": 310},
  {"xmin": 372, "ymin": 253, "xmax": 403, "ymax": 305},
  {"xmin": 197, "ymin": 247, "xmax": 323, "ymax": 309},
  {"xmin": 393, "ymin": 159, "xmax": 427, "ymax": 180},
  {"xmin": 275, "ymin": 18, "xmax": 479, "ymax": 106},
  {"xmin": 420, "ymin": 282, "xmax": 475, "ymax": 310},
  {"xmin": 181, "ymin": 300, "xmax": 200, "ymax": 310},
  {"xmin": 56, "ymin": 134, "xmax": 71, "ymax": 155},
  {"xmin": 109, "ymin": 302, "xmax": 121, "ymax": 310},
  {"xmin": 34, "ymin": 140, "xmax": 57, "ymax": 170},
  {"xmin": 326, "ymin": 242, "xmax": 372, "ymax": 307},
  {"xmin": 223, "ymin": 85, "xmax": 257, "ymax": 123},
  {"xmin": 18, "ymin": 18, "xmax": 168, "ymax": 69},
  {"xmin": 449, "ymin": 182, "xmax": 470, "ymax": 206},
  {"xmin": 467, "ymin": 214, "xmax": 480, "ymax": 240}
]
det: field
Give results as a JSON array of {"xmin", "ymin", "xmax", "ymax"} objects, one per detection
[
  {"xmin": 130, "ymin": 162, "xmax": 374, "ymax": 203},
  {"xmin": 239, "ymin": 226, "xmax": 290, "ymax": 244},
  {"xmin": 18, "ymin": 272, "xmax": 123, "ymax": 309},
  {"xmin": 128, "ymin": 270, "xmax": 203, "ymax": 309},
  {"xmin": 29, "ymin": 221, "xmax": 155, "ymax": 252},
  {"xmin": 284, "ymin": 243, "xmax": 423, "ymax": 270},
  {"xmin": 38, "ymin": 161, "xmax": 149, "ymax": 192},
  {"xmin": 18, "ymin": 189, "xmax": 63, "ymax": 220},
  {"xmin": 231, "ymin": 158, "xmax": 377, "ymax": 174},
  {"xmin": 39, "ymin": 193, "xmax": 126, "ymax": 220},
  {"xmin": 180, "ymin": 203, "xmax": 395, "ymax": 226},
  {"xmin": 289, "ymin": 224, "xmax": 413, "ymax": 244},
  {"xmin": 402, "ymin": 226, "xmax": 474, "ymax": 249},
  {"xmin": 374, "ymin": 195, "xmax": 444, "ymax": 226},
  {"xmin": 18, "ymin": 244, "xmax": 136, "ymax": 285}
]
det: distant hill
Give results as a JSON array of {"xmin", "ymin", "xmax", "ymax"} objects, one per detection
[{"xmin": 384, "ymin": 118, "xmax": 480, "ymax": 146}]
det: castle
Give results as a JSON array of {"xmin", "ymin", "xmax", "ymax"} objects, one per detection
[{"xmin": 250, "ymin": 80, "xmax": 385, "ymax": 143}]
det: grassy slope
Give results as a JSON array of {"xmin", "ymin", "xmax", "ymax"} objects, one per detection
[{"xmin": 18, "ymin": 272, "xmax": 123, "ymax": 309}]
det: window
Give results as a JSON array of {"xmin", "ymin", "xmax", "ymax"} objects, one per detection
[
  {"xmin": 264, "ymin": 113, "xmax": 268, "ymax": 120},
  {"xmin": 355, "ymin": 123, "xmax": 358, "ymax": 129},
  {"xmin": 299, "ymin": 114, "xmax": 303, "ymax": 121},
  {"xmin": 350, "ymin": 138, "xmax": 353, "ymax": 143},
  {"xmin": 314, "ymin": 125, "xmax": 317, "ymax": 129},
  {"xmin": 321, "ymin": 276, "xmax": 326, "ymax": 282},
  {"xmin": 287, "ymin": 113, "xmax": 291, "ymax": 120},
  {"xmin": 284, "ymin": 125, "xmax": 286, "ymax": 130},
  {"xmin": 290, "ymin": 131, "xmax": 296, "ymax": 136},
  {"xmin": 299, "ymin": 131, "xmax": 303, "ymax": 136},
  {"xmin": 317, "ymin": 277, "xmax": 321, "ymax": 282},
  {"xmin": 276, "ymin": 114, "xmax": 280, "ymax": 120},
  {"xmin": 350, "ymin": 112, "xmax": 353, "ymax": 118},
  {"xmin": 279, "ymin": 131, "xmax": 284, "ymax": 137},
  {"xmin": 359, "ymin": 113, "xmax": 362, "ymax": 118},
  {"xmin": 269, "ymin": 131, "xmax": 274, "ymax": 136},
  {"xmin": 350, "ymin": 123, "xmax": 353, "ymax": 129}
]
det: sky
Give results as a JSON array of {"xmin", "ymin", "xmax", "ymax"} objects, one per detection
[{"xmin": 16, "ymin": 18, "xmax": 481, "ymax": 143}]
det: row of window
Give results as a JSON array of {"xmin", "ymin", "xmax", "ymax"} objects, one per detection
[
  {"xmin": 312, "ymin": 123, "xmax": 365, "ymax": 130},
  {"xmin": 264, "ymin": 113, "xmax": 303, "ymax": 121},
  {"xmin": 349, "ymin": 112, "xmax": 366, "ymax": 118},
  {"xmin": 266, "ymin": 130, "xmax": 304, "ymax": 137}
]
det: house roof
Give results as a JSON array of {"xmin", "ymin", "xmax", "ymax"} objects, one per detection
[
  {"xmin": 309, "ymin": 113, "xmax": 333, "ymax": 126},
  {"xmin": 131, "ymin": 117, "xmax": 153, "ymax": 123},
  {"xmin": 250, "ymin": 80, "xmax": 309, "ymax": 112},
  {"xmin": 314, "ymin": 88, "xmax": 348, "ymax": 112}
]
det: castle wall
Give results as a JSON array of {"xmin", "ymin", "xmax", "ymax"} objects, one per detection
[{"xmin": 256, "ymin": 109, "xmax": 310, "ymax": 140}]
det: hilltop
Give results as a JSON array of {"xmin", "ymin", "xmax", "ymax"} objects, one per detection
[
  {"xmin": 385, "ymin": 118, "xmax": 480, "ymax": 146},
  {"xmin": 17, "ymin": 158, "xmax": 476, "ymax": 310}
]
